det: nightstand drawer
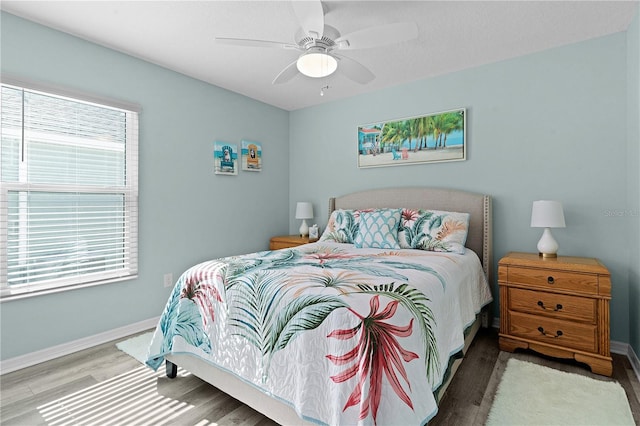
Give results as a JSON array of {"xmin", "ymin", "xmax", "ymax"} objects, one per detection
[
  {"xmin": 509, "ymin": 288, "xmax": 597, "ymax": 323},
  {"xmin": 507, "ymin": 266, "xmax": 598, "ymax": 294},
  {"xmin": 269, "ymin": 235, "xmax": 310, "ymax": 250},
  {"xmin": 508, "ymin": 311, "xmax": 597, "ymax": 353}
]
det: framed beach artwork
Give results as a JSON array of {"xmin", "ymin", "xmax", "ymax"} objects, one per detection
[
  {"xmin": 214, "ymin": 141, "xmax": 238, "ymax": 175},
  {"xmin": 241, "ymin": 140, "xmax": 262, "ymax": 172},
  {"xmin": 357, "ymin": 108, "xmax": 466, "ymax": 168}
]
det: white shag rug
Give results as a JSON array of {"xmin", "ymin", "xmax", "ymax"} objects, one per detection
[
  {"xmin": 486, "ymin": 358, "xmax": 635, "ymax": 426},
  {"xmin": 115, "ymin": 331, "xmax": 154, "ymax": 365}
]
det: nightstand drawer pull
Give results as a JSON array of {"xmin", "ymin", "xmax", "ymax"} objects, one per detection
[
  {"xmin": 547, "ymin": 276, "xmax": 555, "ymax": 284},
  {"xmin": 537, "ymin": 300, "xmax": 563, "ymax": 312},
  {"xmin": 537, "ymin": 326, "xmax": 563, "ymax": 338}
]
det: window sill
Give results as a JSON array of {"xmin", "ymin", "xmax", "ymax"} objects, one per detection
[{"xmin": 0, "ymin": 275, "xmax": 138, "ymax": 302}]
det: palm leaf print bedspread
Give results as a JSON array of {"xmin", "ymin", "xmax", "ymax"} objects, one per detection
[{"xmin": 146, "ymin": 242, "xmax": 492, "ymax": 425}]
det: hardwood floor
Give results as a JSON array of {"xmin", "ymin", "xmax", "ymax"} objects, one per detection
[{"xmin": 2, "ymin": 327, "xmax": 639, "ymax": 425}]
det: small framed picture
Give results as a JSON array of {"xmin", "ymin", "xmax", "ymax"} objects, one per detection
[
  {"xmin": 214, "ymin": 141, "xmax": 238, "ymax": 175},
  {"xmin": 241, "ymin": 140, "xmax": 262, "ymax": 172},
  {"xmin": 308, "ymin": 224, "xmax": 319, "ymax": 241}
]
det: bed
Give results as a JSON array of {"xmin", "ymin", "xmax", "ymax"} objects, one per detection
[{"xmin": 146, "ymin": 187, "xmax": 493, "ymax": 425}]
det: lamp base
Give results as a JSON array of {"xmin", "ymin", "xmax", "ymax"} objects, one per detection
[
  {"xmin": 299, "ymin": 219, "xmax": 309, "ymax": 238},
  {"xmin": 539, "ymin": 252, "xmax": 558, "ymax": 258},
  {"xmin": 536, "ymin": 227, "xmax": 559, "ymax": 258}
]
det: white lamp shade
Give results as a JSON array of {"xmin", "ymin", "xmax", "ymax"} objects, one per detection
[
  {"xmin": 531, "ymin": 200, "xmax": 566, "ymax": 228},
  {"xmin": 531, "ymin": 200, "xmax": 565, "ymax": 258},
  {"xmin": 295, "ymin": 202, "xmax": 314, "ymax": 220},
  {"xmin": 296, "ymin": 52, "xmax": 337, "ymax": 78}
]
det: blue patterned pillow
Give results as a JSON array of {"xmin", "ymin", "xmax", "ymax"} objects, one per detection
[
  {"xmin": 354, "ymin": 209, "xmax": 402, "ymax": 249},
  {"xmin": 398, "ymin": 208, "xmax": 470, "ymax": 254}
]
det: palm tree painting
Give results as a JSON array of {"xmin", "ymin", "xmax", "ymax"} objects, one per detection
[{"xmin": 357, "ymin": 108, "xmax": 465, "ymax": 168}]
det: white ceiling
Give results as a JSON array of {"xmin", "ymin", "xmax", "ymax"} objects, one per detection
[{"xmin": 1, "ymin": 1, "xmax": 637, "ymax": 111}]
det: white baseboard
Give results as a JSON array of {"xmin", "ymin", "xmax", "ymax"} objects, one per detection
[
  {"xmin": 491, "ymin": 318, "xmax": 640, "ymax": 383},
  {"xmin": 0, "ymin": 317, "xmax": 159, "ymax": 375},
  {"xmin": 491, "ymin": 317, "xmax": 500, "ymax": 329},
  {"xmin": 612, "ymin": 340, "xmax": 640, "ymax": 383}
]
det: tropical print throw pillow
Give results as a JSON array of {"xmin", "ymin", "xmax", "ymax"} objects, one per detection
[
  {"xmin": 398, "ymin": 208, "xmax": 470, "ymax": 254},
  {"xmin": 319, "ymin": 209, "xmax": 362, "ymax": 243}
]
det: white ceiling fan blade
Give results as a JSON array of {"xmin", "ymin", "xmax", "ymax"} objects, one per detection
[
  {"xmin": 335, "ymin": 22, "xmax": 418, "ymax": 50},
  {"xmin": 334, "ymin": 55, "xmax": 375, "ymax": 84},
  {"xmin": 215, "ymin": 37, "xmax": 299, "ymax": 50},
  {"xmin": 291, "ymin": 0, "xmax": 325, "ymax": 39},
  {"xmin": 272, "ymin": 59, "xmax": 300, "ymax": 85}
]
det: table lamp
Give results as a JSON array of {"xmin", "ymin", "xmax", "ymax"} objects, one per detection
[
  {"xmin": 531, "ymin": 200, "xmax": 566, "ymax": 258},
  {"xmin": 295, "ymin": 202, "xmax": 314, "ymax": 237}
]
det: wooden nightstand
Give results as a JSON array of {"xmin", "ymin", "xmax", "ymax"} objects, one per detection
[
  {"xmin": 269, "ymin": 235, "xmax": 312, "ymax": 250},
  {"xmin": 498, "ymin": 252, "xmax": 612, "ymax": 376}
]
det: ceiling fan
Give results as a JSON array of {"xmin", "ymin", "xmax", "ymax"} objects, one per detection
[{"xmin": 214, "ymin": 1, "xmax": 419, "ymax": 85}]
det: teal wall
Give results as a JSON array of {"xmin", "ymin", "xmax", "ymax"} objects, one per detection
[
  {"xmin": 0, "ymin": 12, "xmax": 290, "ymax": 360},
  {"xmin": 289, "ymin": 30, "xmax": 638, "ymax": 353},
  {"xmin": 1, "ymin": 8, "xmax": 639, "ymax": 361},
  {"xmin": 627, "ymin": 6, "xmax": 640, "ymax": 356}
]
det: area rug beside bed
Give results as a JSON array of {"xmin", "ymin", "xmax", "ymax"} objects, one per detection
[
  {"xmin": 116, "ymin": 331, "xmax": 154, "ymax": 365},
  {"xmin": 486, "ymin": 358, "xmax": 635, "ymax": 425}
]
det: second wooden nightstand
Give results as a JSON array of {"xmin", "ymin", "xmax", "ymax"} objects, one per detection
[
  {"xmin": 498, "ymin": 252, "xmax": 612, "ymax": 376},
  {"xmin": 269, "ymin": 235, "xmax": 312, "ymax": 250}
]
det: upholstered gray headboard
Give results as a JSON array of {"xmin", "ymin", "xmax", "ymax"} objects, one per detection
[{"xmin": 328, "ymin": 187, "xmax": 492, "ymax": 283}]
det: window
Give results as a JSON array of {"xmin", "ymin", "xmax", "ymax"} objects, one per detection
[{"xmin": 0, "ymin": 79, "xmax": 139, "ymax": 300}]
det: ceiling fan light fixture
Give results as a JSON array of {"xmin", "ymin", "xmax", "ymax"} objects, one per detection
[{"xmin": 296, "ymin": 51, "xmax": 337, "ymax": 78}]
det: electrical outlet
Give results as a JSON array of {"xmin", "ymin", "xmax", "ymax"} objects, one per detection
[{"xmin": 163, "ymin": 273, "xmax": 173, "ymax": 288}]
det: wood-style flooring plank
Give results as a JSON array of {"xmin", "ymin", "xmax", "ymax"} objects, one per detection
[
  {"xmin": 1, "ymin": 375, "xmax": 98, "ymax": 424},
  {"xmin": 0, "ymin": 381, "xmax": 33, "ymax": 407},
  {"xmin": 216, "ymin": 403, "xmax": 271, "ymax": 426},
  {"xmin": 0, "ymin": 406, "xmax": 49, "ymax": 426},
  {"xmin": 156, "ymin": 370, "xmax": 211, "ymax": 400},
  {"xmin": 430, "ymin": 328, "xmax": 501, "ymax": 426}
]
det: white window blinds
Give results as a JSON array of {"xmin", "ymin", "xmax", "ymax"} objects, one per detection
[{"xmin": 0, "ymin": 81, "xmax": 139, "ymax": 299}]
